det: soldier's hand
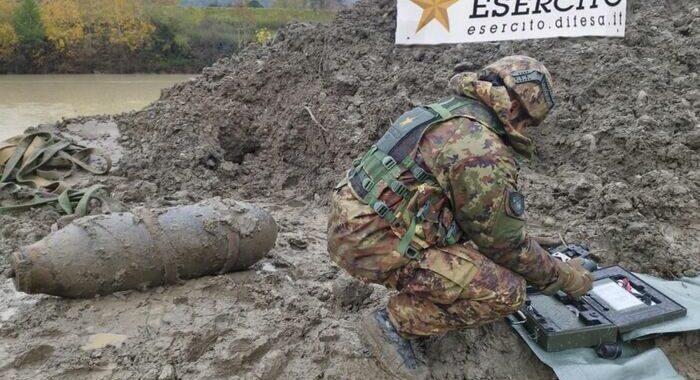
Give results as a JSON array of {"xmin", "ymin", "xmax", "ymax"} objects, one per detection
[
  {"xmin": 448, "ymin": 73, "xmax": 467, "ymax": 96},
  {"xmin": 530, "ymin": 235, "xmax": 563, "ymax": 247},
  {"xmin": 542, "ymin": 258, "xmax": 594, "ymax": 299},
  {"xmin": 564, "ymin": 258, "xmax": 594, "ymax": 298}
]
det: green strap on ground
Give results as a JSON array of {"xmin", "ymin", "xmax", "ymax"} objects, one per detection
[{"xmin": 0, "ymin": 132, "xmax": 112, "ymax": 216}]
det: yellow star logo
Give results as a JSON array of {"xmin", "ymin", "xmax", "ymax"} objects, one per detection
[
  {"xmin": 410, "ymin": 0, "xmax": 459, "ymax": 32},
  {"xmin": 399, "ymin": 117, "xmax": 415, "ymax": 127}
]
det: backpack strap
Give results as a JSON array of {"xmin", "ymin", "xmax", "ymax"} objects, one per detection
[{"xmin": 346, "ymin": 96, "xmax": 502, "ymax": 258}]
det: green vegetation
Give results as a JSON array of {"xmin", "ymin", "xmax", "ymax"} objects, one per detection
[
  {"xmin": 146, "ymin": 6, "xmax": 332, "ymax": 71},
  {"xmin": 13, "ymin": 0, "xmax": 44, "ymax": 47},
  {"xmin": 0, "ymin": 0, "xmax": 335, "ymax": 73}
]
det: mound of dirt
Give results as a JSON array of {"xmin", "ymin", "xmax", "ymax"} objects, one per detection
[
  {"xmin": 0, "ymin": 0, "xmax": 698, "ymax": 379},
  {"xmin": 116, "ymin": 0, "xmax": 699, "ymax": 277}
]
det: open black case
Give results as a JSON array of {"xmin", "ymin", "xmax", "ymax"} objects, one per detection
[{"xmin": 510, "ymin": 245, "xmax": 687, "ymax": 352}]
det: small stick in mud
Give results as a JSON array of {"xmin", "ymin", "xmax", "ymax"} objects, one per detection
[{"xmin": 304, "ymin": 106, "xmax": 328, "ymax": 133}]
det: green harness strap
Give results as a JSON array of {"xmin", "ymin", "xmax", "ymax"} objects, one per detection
[
  {"xmin": 0, "ymin": 132, "xmax": 114, "ymax": 216},
  {"xmin": 427, "ymin": 102, "xmax": 452, "ymax": 119},
  {"xmin": 0, "ymin": 184, "xmax": 107, "ymax": 216},
  {"xmin": 349, "ymin": 96, "xmax": 500, "ymax": 259}
]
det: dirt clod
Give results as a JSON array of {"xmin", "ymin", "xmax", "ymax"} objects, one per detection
[
  {"xmin": 157, "ymin": 364, "xmax": 177, "ymax": 380},
  {"xmin": 332, "ymin": 273, "xmax": 374, "ymax": 310}
]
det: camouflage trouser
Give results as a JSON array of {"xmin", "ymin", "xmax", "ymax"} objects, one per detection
[
  {"xmin": 387, "ymin": 244, "xmax": 526, "ymax": 337},
  {"xmin": 328, "ymin": 186, "xmax": 526, "ymax": 337}
]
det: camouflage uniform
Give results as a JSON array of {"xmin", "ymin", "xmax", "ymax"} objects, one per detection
[{"xmin": 328, "ymin": 66, "xmax": 562, "ymax": 337}]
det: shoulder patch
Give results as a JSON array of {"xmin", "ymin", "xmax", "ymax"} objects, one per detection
[{"xmin": 507, "ymin": 191, "xmax": 525, "ymax": 217}]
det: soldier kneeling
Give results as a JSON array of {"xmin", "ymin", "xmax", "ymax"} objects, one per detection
[{"xmin": 327, "ymin": 56, "xmax": 593, "ymax": 379}]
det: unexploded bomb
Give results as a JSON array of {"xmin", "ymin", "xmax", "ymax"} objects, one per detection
[{"xmin": 10, "ymin": 198, "xmax": 277, "ymax": 298}]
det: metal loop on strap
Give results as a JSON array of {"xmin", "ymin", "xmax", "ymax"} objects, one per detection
[
  {"xmin": 362, "ymin": 178, "xmax": 375, "ymax": 192},
  {"xmin": 405, "ymin": 246, "xmax": 422, "ymax": 260},
  {"xmin": 410, "ymin": 165, "xmax": 433, "ymax": 183},
  {"xmin": 373, "ymin": 201, "xmax": 398, "ymax": 225},
  {"xmin": 373, "ymin": 201, "xmax": 391, "ymax": 219},
  {"xmin": 382, "ymin": 156, "xmax": 397, "ymax": 170},
  {"xmin": 390, "ymin": 181, "xmax": 412, "ymax": 199}
]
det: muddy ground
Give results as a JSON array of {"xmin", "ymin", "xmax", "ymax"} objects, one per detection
[{"xmin": 1, "ymin": 0, "xmax": 699, "ymax": 379}]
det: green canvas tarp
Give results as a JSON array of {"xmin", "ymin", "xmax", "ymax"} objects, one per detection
[{"xmin": 511, "ymin": 274, "xmax": 700, "ymax": 380}]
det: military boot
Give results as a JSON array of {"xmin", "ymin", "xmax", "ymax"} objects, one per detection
[{"xmin": 360, "ymin": 308, "xmax": 430, "ymax": 380}]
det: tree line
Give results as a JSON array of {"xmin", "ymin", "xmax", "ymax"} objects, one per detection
[
  {"xmin": 180, "ymin": 1, "xmax": 355, "ymax": 9},
  {"xmin": 0, "ymin": 0, "xmax": 335, "ymax": 73}
]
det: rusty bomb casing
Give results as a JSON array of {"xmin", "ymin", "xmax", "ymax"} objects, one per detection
[{"xmin": 11, "ymin": 198, "xmax": 277, "ymax": 298}]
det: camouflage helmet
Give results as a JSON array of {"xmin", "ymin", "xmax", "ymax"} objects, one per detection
[{"xmin": 481, "ymin": 55, "xmax": 555, "ymax": 125}]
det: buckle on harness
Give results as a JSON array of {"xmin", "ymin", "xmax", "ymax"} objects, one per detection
[
  {"xmin": 373, "ymin": 201, "xmax": 391, "ymax": 219},
  {"xmin": 390, "ymin": 181, "xmax": 412, "ymax": 199},
  {"xmin": 362, "ymin": 178, "xmax": 375, "ymax": 192},
  {"xmin": 382, "ymin": 156, "xmax": 397, "ymax": 170},
  {"xmin": 405, "ymin": 246, "xmax": 422, "ymax": 260},
  {"xmin": 411, "ymin": 166, "xmax": 432, "ymax": 183}
]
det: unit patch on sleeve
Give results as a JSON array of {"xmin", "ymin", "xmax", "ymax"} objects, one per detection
[{"xmin": 507, "ymin": 191, "xmax": 525, "ymax": 218}]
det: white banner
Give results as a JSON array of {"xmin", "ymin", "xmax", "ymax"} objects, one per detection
[{"xmin": 396, "ymin": 0, "xmax": 626, "ymax": 45}]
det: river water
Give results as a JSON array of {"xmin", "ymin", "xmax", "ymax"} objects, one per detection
[{"xmin": 0, "ymin": 74, "xmax": 193, "ymax": 141}]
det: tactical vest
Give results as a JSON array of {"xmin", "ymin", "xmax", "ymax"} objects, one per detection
[{"xmin": 345, "ymin": 96, "xmax": 505, "ymax": 260}]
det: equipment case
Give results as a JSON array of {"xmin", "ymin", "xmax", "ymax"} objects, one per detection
[{"xmin": 511, "ymin": 255, "xmax": 687, "ymax": 352}]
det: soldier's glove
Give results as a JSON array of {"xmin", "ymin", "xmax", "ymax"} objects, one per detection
[
  {"xmin": 448, "ymin": 72, "xmax": 467, "ymax": 96},
  {"xmin": 541, "ymin": 258, "xmax": 594, "ymax": 299},
  {"xmin": 530, "ymin": 235, "xmax": 563, "ymax": 247}
]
